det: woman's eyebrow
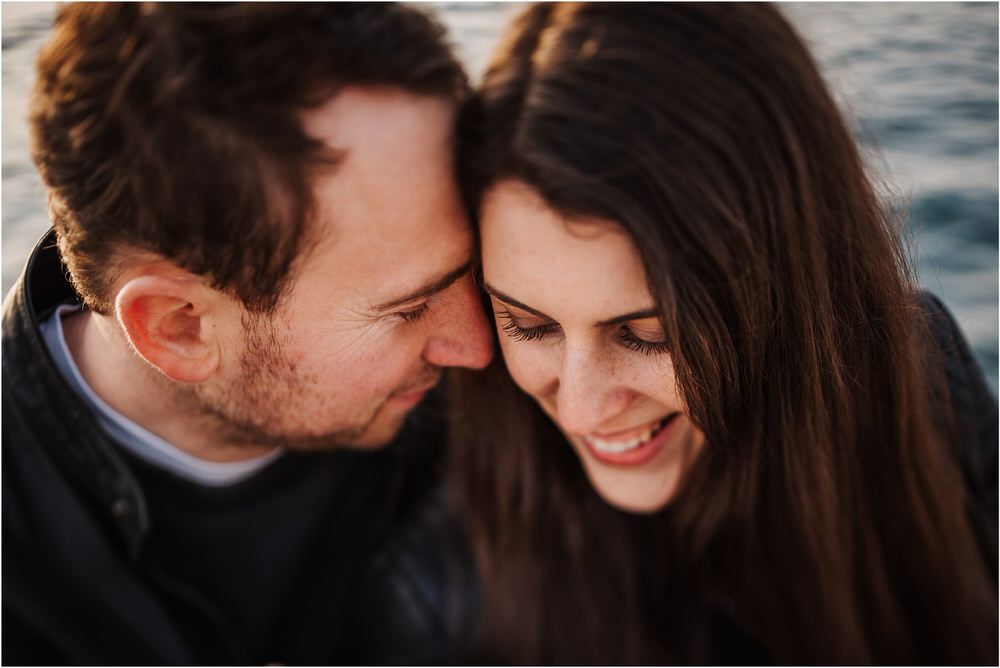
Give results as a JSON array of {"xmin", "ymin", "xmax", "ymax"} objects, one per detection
[
  {"xmin": 482, "ymin": 283, "xmax": 552, "ymax": 319},
  {"xmin": 483, "ymin": 282, "xmax": 658, "ymax": 326},
  {"xmin": 597, "ymin": 309, "xmax": 659, "ymax": 326}
]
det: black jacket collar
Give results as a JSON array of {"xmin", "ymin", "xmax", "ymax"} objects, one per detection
[{"xmin": 2, "ymin": 229, "xmax": 150, "ymax": 558}]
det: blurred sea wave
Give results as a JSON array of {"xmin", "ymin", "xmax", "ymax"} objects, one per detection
[{"xmin": 3, "ymin": 2, "xmax": 996, "ymax": 391}]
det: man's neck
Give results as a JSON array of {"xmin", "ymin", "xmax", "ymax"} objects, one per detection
[{"xmin": 62, "ymin": 309, "xmax": 278, "ymax": 463}]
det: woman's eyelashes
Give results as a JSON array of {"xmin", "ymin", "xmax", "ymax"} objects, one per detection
[
  {"xmin": 495, "ymin": 309, "xmax": 669, "ymax": 354},
  {"xmin": 617, "ymin": 327, "xmax": 670, "ymax": 355},
  {"xmin": 496, "ymin": 310, "xmax": 559, "ymax": 341}
]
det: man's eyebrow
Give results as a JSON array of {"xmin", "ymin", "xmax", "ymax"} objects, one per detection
[
  {"xmin": 373, "ymin": 261, "xmax": 472, "ymax": 312},
  {"xmin": 483, "ymin": 283, "xmax": 658, "ymax": 326}
]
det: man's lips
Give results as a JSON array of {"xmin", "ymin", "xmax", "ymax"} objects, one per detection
[
  {"xmin": 393, "ymin": 387, "xmax": 430, "ymax": 400},
  {"xmin": 389, "ymin": 376, "xmax": 441, "ymax": 405}
]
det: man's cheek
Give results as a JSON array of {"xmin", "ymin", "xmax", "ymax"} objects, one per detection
[
  {"xmin": 359, "ymin": 338, "xmax": 423, "ymax": 389},
  {"xmin": 297, "ymin": 326, "xmax": 390, "ymax": 367}
]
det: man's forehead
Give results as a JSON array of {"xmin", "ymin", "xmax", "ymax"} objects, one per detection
[
  {"xmin": 294, "ymin": 86, "xmax": 470, "ymax": 312},
  {"xmin": 300, "ymin": 86, "xmax": 455, "ymax": 155},
  {"xmin": 301, "ymin": 87, "xmax": 463, "ymax": 241}
]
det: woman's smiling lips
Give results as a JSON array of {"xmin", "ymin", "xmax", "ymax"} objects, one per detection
[{"xmin": 580, "ymin": 413, "xmax": 680, "ymax": 466}]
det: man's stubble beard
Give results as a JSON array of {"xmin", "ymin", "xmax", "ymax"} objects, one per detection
[{"xmin": 183, "ymin": 311, "xmax": 418, "ymax": 451}]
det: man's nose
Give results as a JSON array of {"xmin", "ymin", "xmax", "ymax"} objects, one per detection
[
  {"xmin": 554, "ymin": 341, "xmax": 632, "ymax": 436},
  {"xmin": 422, "ymin": 275, "xmax": 494, "ymax": 370}
]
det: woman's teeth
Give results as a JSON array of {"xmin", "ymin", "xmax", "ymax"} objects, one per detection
[{"xmin": 584, "ymin": 417, "xmax": 668, "ymax": 453}]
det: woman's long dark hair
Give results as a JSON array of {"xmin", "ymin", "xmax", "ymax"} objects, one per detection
[{"xmin": 450, "ymin": 4, "xmax": 997, "ymax": 664}]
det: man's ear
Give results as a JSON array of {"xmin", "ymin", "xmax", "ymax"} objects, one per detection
[{"xmin": 114, "ymin": 274, "xmax": 222, "ymax": 383}]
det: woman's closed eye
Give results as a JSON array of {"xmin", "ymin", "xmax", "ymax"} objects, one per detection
[
  {"xmin": 495, "ymin": 310, "xmax": 559, "ymax": 341},
  {"xmin": 617, "ymin": 326, "xmax": 670, "ymax": 355},
  {"xmin": 496, "ymin": 309, "xmax": 669, "ymax": 355}
]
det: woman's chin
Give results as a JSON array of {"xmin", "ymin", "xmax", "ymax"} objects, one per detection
[
  {"xmin": 573, "ymin": 435, "xmax": 686, "ymax": 514},
  {"xmin": 582, "ymin": 461, "xmax": 683, "ymax": 514}
]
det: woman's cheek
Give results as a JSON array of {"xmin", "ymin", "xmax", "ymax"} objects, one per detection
[
  {"xmin": 605, "ymin": 347, "xmax": 677, "ymax": 401},
  {"xmin": 497, "ymin": 338, "xmax": 554, "ymax": 396}
]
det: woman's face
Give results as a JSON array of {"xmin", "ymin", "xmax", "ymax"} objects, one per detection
[{"xmin": 480, "ymin": 180, "xmax": 705, "ymax": 513}]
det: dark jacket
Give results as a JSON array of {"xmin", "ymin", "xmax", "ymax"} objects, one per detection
[
  {"xmin": 356, "ymin": 291, "xmax": 999, "ymax": 665},
  {"xmin": 2, "ymin": 231, "xmax": 448, "ymax": 665}
]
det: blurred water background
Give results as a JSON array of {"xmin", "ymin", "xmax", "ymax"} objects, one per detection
[{"xmin": 3, "ymin": 3, "xmax": 997, "ymax": 391}]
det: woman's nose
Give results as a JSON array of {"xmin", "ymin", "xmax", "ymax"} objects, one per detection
[{"xmin": 553, "ymin": 342, "xmax": 634, "ymax": 436}]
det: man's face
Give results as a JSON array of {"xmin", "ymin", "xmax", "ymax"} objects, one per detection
[{"xmin": 197, "ymin": 88, "xmax": 493, "ymax": 449}]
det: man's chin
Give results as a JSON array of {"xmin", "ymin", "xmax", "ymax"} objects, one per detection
[
  {"xmin": 280, "ymin": 398, "xmax": 416, "ymax": 451},
  {"xmin": 196, "ymin": 383, "xmax": 425, "ymax": 451},
  {"xmin": 342, "ymin": 404, "xmax": 414, "ymax": 450}
]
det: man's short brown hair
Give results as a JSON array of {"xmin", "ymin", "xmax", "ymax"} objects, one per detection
[{"xmin": 30, "ymin": 3, "xmax": 467, "ymax": 315}]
